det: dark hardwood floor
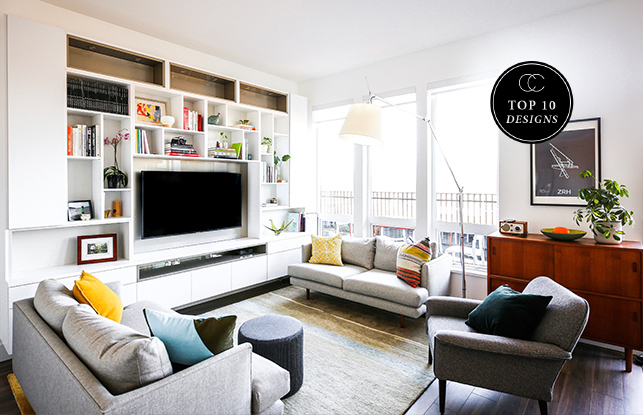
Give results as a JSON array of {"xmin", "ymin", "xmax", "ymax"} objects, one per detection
[
  {"xmin": 0, "ymin": 359, "xmax": 20, "ymax": 415},
  {"xmin": 406, "ymin": 344, "xmax": 643, "ymax": 415}
]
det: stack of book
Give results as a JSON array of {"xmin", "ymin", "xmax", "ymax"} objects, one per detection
[
  {"xmin": 67, "ymin": 77, "xmax": 128, "ymax": 115},
  {"xmin": 261, "ymin": 162, "xmax": 276, "ymax": 182},
  {"xmin": 286, "ymin": 212, "xmax": 306, "ymax": 232},
  {"xmin": 67, "ymin": 124, "xmax": 99, "ymax": 157},
  {"xmin": 208, "ymin": 147, "xmax": 238, "ymax": 159},
  {"xmin": 183, "ymin": 107, "xmax": 203, "ymax": 131},
  {"xmin": 165, "ymin": 140, "xmax": 198, "ymax": 157}
]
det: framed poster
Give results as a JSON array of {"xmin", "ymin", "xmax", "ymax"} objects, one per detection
[
  {"xmin": 136, "ymin": 97, "xmax": 166, "ymax": 125},
  {"xmin": 530, "ymin": 118, "xmax": 600, "ymax": 206},
  {"xmin": 77, "ymin": 233, "xmax": 117, "ymax": 265}
]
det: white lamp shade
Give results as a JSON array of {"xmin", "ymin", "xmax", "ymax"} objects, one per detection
[{"xmin": 339, "ymin": 103, "xmax": 382, "ymax": 146}]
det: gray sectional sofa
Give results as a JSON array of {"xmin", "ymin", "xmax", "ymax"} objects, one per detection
[
  {"xmin": 13, "ymin": 280, "xmax": 290, "ymax": 415},
  {"xmin": 289, "ymin": 236, "xmax": 452, "ymax": 326}
]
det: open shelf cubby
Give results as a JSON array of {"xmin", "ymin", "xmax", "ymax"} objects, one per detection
[
  {"xmin": 170, "ymin": 63, "xmax": 235, "ymax": 101},
  {"xmin": 240, "ymin": 82, "xmax": 288, "ymax": 113}
]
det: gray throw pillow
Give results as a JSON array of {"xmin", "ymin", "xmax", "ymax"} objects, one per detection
[
  {"xmin": 373, "ymin": 236, "xmax": 405, "ymax": 272},
  {"xmin": 33, "ymin": 279, "xmax": 79, "ymax": 337},
  {"xmin": 342, "ymin": 237, "xmax": 376, "ymax": 269},
  {"xmin": 63, "ymin": 304, "xmax": 173, "ymax": 395}
]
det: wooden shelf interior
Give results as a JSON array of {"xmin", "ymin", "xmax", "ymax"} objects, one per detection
[
  {"xmin": 240, "ymin": 82, "xmax": 288, "ymax": 113},
  {"xmin": 170, "ymin": 63, "xmax": 235, "ymax": 101},
  {"xmin": 68, "ymin": 36, "xmax": 164, "ymax": 86}
]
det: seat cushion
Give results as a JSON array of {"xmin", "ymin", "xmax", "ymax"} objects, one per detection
[
  {"xmin": 288, "ymin": 263, "xmax": 366, "ymax": 288},
  {"xmin": 251, "ymin": 353, "xmax": 290, "ymax": 413},
  {"xmin": 373, "ymin": 236, "xmax": 404, "ymax": 272},
  {"xmin": 343, "ymin": 269, "xmax": 429, "ymax": 308},
  {"xmin": 342, "ymin": 237, "xmax": 376, "ymax": 269},
  {"xmin": 427, "ymin": 315, "xmax": 476, "ymax": 349},
  {"xmin": 63, "ymin": 304, "xmax": 172, "ymax": 395},
  {"xmin": 33, "ymin": 279, "xmax": 79, "ymax": 337}
]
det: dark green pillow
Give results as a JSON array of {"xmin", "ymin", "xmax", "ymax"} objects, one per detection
[{"xmin": 465, "ymin": 285, "xmax": 552, "ymax": 340}]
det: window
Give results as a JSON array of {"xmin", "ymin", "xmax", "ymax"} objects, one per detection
[
  {"xmin": 369, "ymin": 91, "xmax": 417, "ymax": 240},
  {"xmin": 429, "ymin": 81, "xmax": 498, "ymax": 270},
  {"xmin": 314, "ymin": 104, "xmax": 354, "ymax": 236}
]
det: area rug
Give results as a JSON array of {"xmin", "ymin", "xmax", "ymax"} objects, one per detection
[
  {"xmin": 205, "ymin": 285, "xmax": 434, "ymax": 415},
  {"xmin": 7, "ymin": 373, "xmax": 35, "ymax": 415}
]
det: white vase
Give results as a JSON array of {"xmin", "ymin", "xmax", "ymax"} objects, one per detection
[{"xmin": 593, "ymin": 221, "xmax": 623, "ymax": 244}]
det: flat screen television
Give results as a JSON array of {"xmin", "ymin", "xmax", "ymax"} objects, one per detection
[{"xmin": 141, "ymin": 170, "xmax": 242, "ymax": 239}]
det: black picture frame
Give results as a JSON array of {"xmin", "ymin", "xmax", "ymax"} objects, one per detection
[
  {"xmin": 68, "ymin": 200, "xmax": 93, "ymax": 221},
  {"xmin": 530, "ymin": 118, "xmax": 601, "ymax": 206}
]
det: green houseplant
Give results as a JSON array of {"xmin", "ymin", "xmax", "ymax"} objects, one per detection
[
  {"xmin": 261, "ymin": 137, "xmax": 272, "ymax": 154},
  {"xmin": 573, "ymin": 170, "xmax": 634, "ymax": 244},
  {"xmin": 273, "ymin": 151, "xmax": 290, "ymax": 182},
  {"xmin": 103, "ymin": 128, "xmax": 129, "ymax": 188}
]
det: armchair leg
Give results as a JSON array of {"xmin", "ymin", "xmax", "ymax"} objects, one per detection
[
  {"xmin": 428, "ymin": 348, "xmax": 432, "ymax": 365},
  {"xmin": 538, "ymin": 400, "xmax": 548, "ymax": 415},
  {"xmin": 439, "ymin": 379, "xmax": 446, "ymax": 414},
  {"xmin": 400, "ymin": 315, "xmax": 405, "ymax": 328}
]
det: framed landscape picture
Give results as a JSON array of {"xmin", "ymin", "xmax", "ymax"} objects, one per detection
[
  {"xmin": 136, "ymin": 97, "xmax": 166, "ymax": 125},
  {"xmin": 530, "ymin": 118, "xmax": 601, "ymax": 206},
  {"xmin": 77, "ymin": 233, "xmax": 117, "ymax": 265}
]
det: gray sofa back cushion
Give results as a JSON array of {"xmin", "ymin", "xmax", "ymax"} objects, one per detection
[
  {"xmin": 63, "ymin": 304, "xmax": 173, "ymax": 395},
  {"xmin": 373, "ymin": 236, "xmax": 404, "ymax": 272},
  {"xmin": 342, "ymin": 237, "xmax": 376, "ymax": 269},
  {"xmin": 33, "ymin": 279, "xmax": 79, "ymax": 337}
]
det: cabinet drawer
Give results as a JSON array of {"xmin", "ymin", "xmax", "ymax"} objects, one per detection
[
  {"xmin": 488, "ymin": 276, "xmax": 528, "ymax": 293},
  {"xmin": 137, "ymin": 272, "xmax": 192, "ymax": 309},
  {"xmin": 555, "ymin": 246, "xmax": 641, "ymax": 299},
  {"xmin": 579, "ymin": 292, "xmax": 642, "ymax": 348},
  {"xmin": 488, "ymin": 238, "xmax": 554, "ymax": 280},
  {"xmin": 267, "ymin": 248, "xmax": 301, "ymax": 280},
  {"xmin": 191, "ymin": 263, "xmax": 232, "ymax": 302},
  {"xmin": 231, "ymin": 256, "xmax": 267, "ymax": 290}
]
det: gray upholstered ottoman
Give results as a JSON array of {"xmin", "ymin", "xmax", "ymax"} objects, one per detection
[{"xmin": 238, "ymin": 315, "xmax": 304, "ymax": 398}]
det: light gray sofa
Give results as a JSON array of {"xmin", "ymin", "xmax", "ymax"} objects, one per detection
[
  {"xmin": 13, "ymin": 280, "xmax": 290, "ymax": 415},
  {"xmin": 289, "ymin": 236, "xmax": 452, "ymax": 327}
]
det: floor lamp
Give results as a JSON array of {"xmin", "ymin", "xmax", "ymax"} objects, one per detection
[{"xmin": 339, "ymin": 86, "xmax": 467, "ymax": 298}]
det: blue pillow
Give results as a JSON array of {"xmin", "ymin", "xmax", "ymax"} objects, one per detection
[
  {"xmin": 465, "ymin": 285, "xmax": 552, "ymax": 340},
  {"xmin": 143, "ymin": 309, "xmax": 236, "ymax": 366}
]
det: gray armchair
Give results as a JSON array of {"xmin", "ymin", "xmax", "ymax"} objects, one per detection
[{"xmin": 426, "ymin": 276, "xmax": 589, "ymax": 415}]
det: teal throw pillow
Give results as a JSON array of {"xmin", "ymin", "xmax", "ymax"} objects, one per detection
[
  {"xmin": 465, "ymin": 285, "xmax": 552, "ymax": 340},
  {"xmin": 144, "ymin": 309, "xmax": 237, "ymax": 366}
]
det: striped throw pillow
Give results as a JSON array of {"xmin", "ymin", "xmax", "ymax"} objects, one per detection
[
  {"xmin": 309, "ymin": 234, "xmax": 343, "ymax": 266},
  {"xmin": 396, "ymin": 237, "xmax": 432, "ymax": 287}
]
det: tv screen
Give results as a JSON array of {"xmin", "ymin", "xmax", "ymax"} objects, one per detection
[{"xmin": 141, "ymin": 171, "xmax": 242, "ymax": 239}]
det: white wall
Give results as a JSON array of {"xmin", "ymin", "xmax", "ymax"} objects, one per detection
[{"xmin": 299, "ymin": 0, "xmax": 643, "ymax": 298}]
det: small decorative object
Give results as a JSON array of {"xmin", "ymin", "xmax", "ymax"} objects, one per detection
[
  {"xmin": 274, "ymin": 152, "xmax": 291, "ymax": 182},
  {"xmin": 208, "ymin": 113, "xmax": 221, "ymax": 125},
  {"xmin": 268, "ymin": 197, "xmax": 278, "ymax": 205},
  {"xmin": 240, "ymin": 119, "xmax": 250, "ymax": 125},
  {"xmin": 573, "ymin": 170, "xmax": 634, "ymax": 244},
  {"xmin": 220, "ymin": 132, "xmax": 229, "ymax": 148},
  {"xmin": 104, "ymin": 128, "xmax": 129, "ymax": 188},
  {"xmin": 136, "ymin": 97, "xmax": 167, "ymax": 125},
  {"xmin": 112, "ymin": 200, "xmax": 122, "ymax": 217},
  {"xmin": 104, "ymin": 209, "xmax": 110, "ymax": 218},
  {"xmin": 77, "ymin": 233, "xmax": 117, "ymax": 265},
  {"xmin": 160, "ymin": 115, "xmax": 175, "ymax": 128},
  {"xmin": 68, "ymin": 200, "xmax": 92, "ymax": 221},
  {"xmin": 264, "ymin": 219, "xmax": 294, "ymax": 236},
  {"xmin": 81, "ymin": 213, "xmax": 91, "ymax": 221},
  {"xmin": 540, "ymin": 228, "xmax": 587, "ymax": 241},
  {"xmin": 261, "ymin": 136, "xmax": 272, "ymax": 154}
]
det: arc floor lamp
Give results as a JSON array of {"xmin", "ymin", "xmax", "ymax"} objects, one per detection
[{"xmin": 339, "ymin": 83, "xmax": 468, "ymax": 298}]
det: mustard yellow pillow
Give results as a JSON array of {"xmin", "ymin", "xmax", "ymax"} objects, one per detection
[
  {"xmin": 73, "ymin": 271, "xmax": 123, "ymax": 323},
  {"xmin": 309, "ymin": 234, "xmax": 343, "ymax": 266}
]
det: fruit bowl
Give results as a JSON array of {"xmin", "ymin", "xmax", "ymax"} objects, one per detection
[{"xmin": 540, "ymin": 228, "xmax": 587, "ymax": 241}]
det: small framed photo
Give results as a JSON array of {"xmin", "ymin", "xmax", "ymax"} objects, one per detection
[
  {"xmin": 530, "ymin": 118, "xmax": 601, "ymax": 206},
  {"xmin": 77, "ymin": 233, "xmax": 117, "ymax": 265},
  {"xmin": 68, "ymin": 200, "xmax": 93, "ymax": 221},
  {"xmin": 136, "ymin": 97, "xmax": 167, "ymax": 125}
]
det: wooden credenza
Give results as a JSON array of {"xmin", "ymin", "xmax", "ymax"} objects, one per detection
[{"xmin": 487, "ymin": 232, "xmax": 643, "ymax": 372}]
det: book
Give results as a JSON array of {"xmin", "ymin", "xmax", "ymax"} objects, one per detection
[
  {"xmin": 67, "ymin": 126, "xmax": 73, "ymax": 156},
  {"xmin": 183, "ymin": 107, "xmax": 189, "ymax": 130},
  {"xmin": 167, "ymin": 152, "xmax": 200, "ymax": 157}
]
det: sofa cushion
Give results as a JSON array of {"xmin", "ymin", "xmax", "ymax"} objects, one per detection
[
  {"xmin": 121, "ymin": 300, "xmax": 177, "ymax": 336},
  {"xmin": 342, "ymin": 237, "xmax": 376, "ymax": 269},
  {"xmin": 288, "ymin": 263, "xmax": 366, "ymax": 289},
  {"xmin": 343, "ymin": 269, "xmax": 429, "ymax": 308},
  {"xmin": 396, "ymin": 237, "xmax": 432, "ymax": 288},
  {"xmin": 73, "ymin": 271, "xmax": 123, "ymax": 323},
  {"xmin": 33, "ymin": 279, "xmax": 79, "ymax": 337},
  {"xmin": 63, "ymin": 304, "xmax": 172, "ymax": 395},
  {"xmin": 251, "ymin": 353, "xmax": 290, "ymax": 413},
  {"xmin": 373, "ymin": 236, "xmax": 404, "ymax": 272},
  {"xmin": 309, "ymin": 234, "xmax": 343, "ymax": 266}
]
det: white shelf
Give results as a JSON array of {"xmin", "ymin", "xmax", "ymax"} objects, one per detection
[
  {"xmin": 133, "ymin": 153, "xmax": 257, "ymax": 163},
  {"xmin": 11, "ymin": 217, "xmax": 131, "ymax": 232},
  {"xmin": 67, "ymin": 107, "xmax": 130, "ymax": 121},
  {"xmin": 135, "ymin": 123, "xmax": 204, "ymax": 135},
  {"xmin": 261, "ymin": 181, "xmax": 289, "ymax": 185},
  {"xmin": 207, "ymin": 124, "xmax": 256, "ymax": 133},
  {"xmin": 67, "ymin": 155, "xmax": 101, "ymax": 161},
  {"xmin": 262, "ymin": 205, "xmax": 304, "ymax": 211},
  {"xmin": 104, "ymin": 188, "xmax": 132, "ymax": 192}
]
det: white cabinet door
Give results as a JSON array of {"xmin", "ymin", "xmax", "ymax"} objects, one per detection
[
  {"xmin": 231, "ymin": 256, "xmax": 267, "ymax": 290},
  {"xmin": 191, "ymin": 263, "xmax": 232, "ymax": 302},
  {"xmin": 267, "ymin": 248, "xmax": 302, "ymax": 280},
  {"xmin": 137, "ymin": 272, "xmax": 192, "ymax": 309},
  {"xmin": 7, "ymin": 16, "xmax": 67, "ymax": 228}
]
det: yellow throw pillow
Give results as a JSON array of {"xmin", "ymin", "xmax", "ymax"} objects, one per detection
[
  {"xmin": 72, "ymin": 271, "xmax": 123, "ymax": 323},
  {"xmin": 309, "ymin": 234, "xmax": 343, "ymax": 266}
]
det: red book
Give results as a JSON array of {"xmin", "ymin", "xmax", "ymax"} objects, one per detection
[
  {"xmin": 67, "ymin": 126, "xmax": 73, "ymax": 155},
  {"xmin": 197, "ymin": 114, "xmax": 203, "ymax": 131},
  {"xmin": 183, "ymin": 107, "xmax": 189, "ymax": 130},
  {"xmin": 168, "ymin": 152, "xmax": 200, "ymax": 157}
]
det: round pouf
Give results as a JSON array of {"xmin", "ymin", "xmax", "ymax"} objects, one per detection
[{"xmin": 238, "ymin": 315, "xmax": 304, "ymax": 398}]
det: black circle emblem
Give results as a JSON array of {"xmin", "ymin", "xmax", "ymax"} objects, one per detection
[{"xmin": 491, "ymin": 61, "xmax": 573, "ymax": 144}]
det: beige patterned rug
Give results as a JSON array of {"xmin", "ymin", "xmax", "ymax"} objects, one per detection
[{"xmin": 206, "ymin": 285, "xmax": 434, "ymax": 415}]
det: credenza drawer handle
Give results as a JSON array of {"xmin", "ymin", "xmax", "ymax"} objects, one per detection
[
  {"xmin": 492, "ymin": 246, "xmax": 496, "ymax": 255},
  {"xmin": 633, "ymin": 262, "xmax": 639, "ymax": 273},
  {"xmin": 634, "ymin": 312, "xmax": 639, "ymax": 323}
]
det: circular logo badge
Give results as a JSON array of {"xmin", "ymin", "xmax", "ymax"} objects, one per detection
[{"xmin": 491, "ymin": 61, "xmax": 573, "ymax": 144}]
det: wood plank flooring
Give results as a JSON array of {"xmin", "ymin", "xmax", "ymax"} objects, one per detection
[{"xmin": 406, "ymin": 344, "xmax": 643, "ymax": 415}]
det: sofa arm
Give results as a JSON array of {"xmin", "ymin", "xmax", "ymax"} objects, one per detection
[
  {"xmin": 420, "ymin": 254, "xmax": 452, "ymax": 296},
  {"xmin": 301, "ymin": 243, "xmax": 312, "ymax": 263},
  {"xmin": 426, "ymin": 296, "xmax": 482, "ymax": 319}
]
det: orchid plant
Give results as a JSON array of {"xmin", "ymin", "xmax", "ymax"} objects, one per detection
[{"xmin": 103, "ymin": 128, "xmax": 130, "ymax": 188}]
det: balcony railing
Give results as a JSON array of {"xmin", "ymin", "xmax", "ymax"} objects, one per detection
[
  {"xmin": 436, "ymin": 192, "xmax": 498, "ymax": 226},
  {"xmin": 320, "ymin": 190, "xmax": 354, "ymax": 216}
]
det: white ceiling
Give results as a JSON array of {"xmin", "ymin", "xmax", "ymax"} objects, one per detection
[{"xmin": 40, "ymin": 0, "xmax": 608, "ymax": 82}]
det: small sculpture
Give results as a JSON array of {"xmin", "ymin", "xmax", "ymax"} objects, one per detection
[
  {"xmin": 264, "ymin": 219, "xmax": 294, "ymax": 236},
  {"xmin": 208, "ymin": 113, "xmax": 221, "ymax": 125}
]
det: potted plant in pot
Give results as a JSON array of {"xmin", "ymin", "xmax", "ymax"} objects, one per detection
[
  {"xmin": 104, "ymin": 128, "xmax": 129, "ymax": 188},
  {"xmin": 273, "ymin": 152, "xmax": 290, "ymax": 183},
  {"xmin": 573, "ymin": 170, "xmax": 634, "ymax": 244},
  {"xmin": 261, "ymin": 137, "xmax": 272, "ymax": 154}
]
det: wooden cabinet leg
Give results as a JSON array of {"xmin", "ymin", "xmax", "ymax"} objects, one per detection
[
  {"xmin": 400, "ymin": 315, "xmax": 405, "ymax": 328},
  {"xmin": 306, "ymin": 289, "xmax": 310, "ymax": 300},
  {"xmin": 625, "ymin": 347, "xmax": 633, "ymax": 372}
]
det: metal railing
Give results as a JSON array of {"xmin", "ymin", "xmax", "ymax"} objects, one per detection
[
  {"xmin": 436, "ymin": 192, "xmax": 497, "ymax": 226},
  {"xmin": 320, "ymin": 190, "xmax": 354, "ymax": 216}
]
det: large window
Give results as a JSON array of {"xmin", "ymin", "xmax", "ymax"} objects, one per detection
[
  {"xmin": 314, "ymin": 104, "xmax": 354, "ymax": 236},
  {"xmin": 369, "ymin": 91, "xmax": 417, "ymax": 239},
  {"xmin": 429, "ymin": 81, "xmax": 498, "ymax": 270}
]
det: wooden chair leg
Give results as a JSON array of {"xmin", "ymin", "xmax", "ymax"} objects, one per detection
[
  {"xmin": 400, "ymin": 315, "xmax": 405, "ymax": 328},
  {"xmin": 439, "ymin": 379, "xmax": 446, "ymax": 414},
  {"xmin": 428, "ymin": 347, "xmax": 433, "ymax": 365},
  {"xmin": 538, "ymin": 400, "xmax": 548, "ymax": 415},
  {"xmin": 306, "ymin": 289, "xmax": 310, "ymax": 300}
]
